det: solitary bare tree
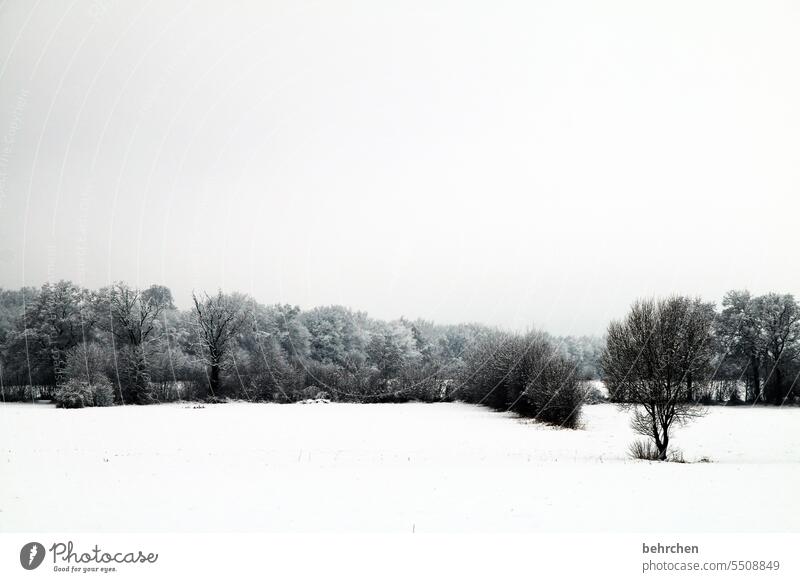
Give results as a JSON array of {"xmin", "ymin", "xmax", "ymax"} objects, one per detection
[
  {"xmin": 602, "ymin": 296, "xmax": 714, "ymax": 460},
  {"xmin": 191, "ymin": 291, "xmax": 245, "ymax": 396}
]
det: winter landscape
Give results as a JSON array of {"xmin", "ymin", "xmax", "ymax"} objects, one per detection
[
  {"xmin": 2, "ymin": 6, "xmax": 800, "ymax": 578},
  {"xmin": 2, "ymin": 281, "xmax": 800, "ymax": 534}
]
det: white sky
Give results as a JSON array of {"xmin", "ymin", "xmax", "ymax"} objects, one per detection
[{"xmin": 0, "ymin": 0, "xmax": 798, "ymax": 335}]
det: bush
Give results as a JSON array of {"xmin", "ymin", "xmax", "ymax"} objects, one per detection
[
  {"xmin": 458, "ymin": 331, "xmax": 583, "ymax": 427},
  {"xmin": 232, "ymin": 341, "xmax": 305, "ymax": 401},
  {"xmin": 628, "ymin": 440, "xmax": 660, "ymax": 460},
  {"xmin": 629, "ymin": 441, "xmax": 690, "ymax": 463},
  {"xmin": 301, "ymin": 360, "xmax": 373, "ymax": 402},
  {"xmin": 53, "ymin": 381, "xmax": 89, "ymax": 408},
  {"xmin": 62, "ymin": 343, "xmax": 113, "ymax": 386},
  {"xmin": 668, "ymin": 449, "xmax": 686, "ymax": 463},
  {"xmin": 522, "ymin": 357, "xmax": 583, "ymax": 428},
  {"xmin": 459, "ymin": 331, "xmax": 532, "ymax": 409},
  {"xmin": 53, "ymin": 375, "xmax": 114, "ymax": 408}
]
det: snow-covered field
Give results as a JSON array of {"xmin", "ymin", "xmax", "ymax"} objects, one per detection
[{"xmin": 1, "ymin": 401, "xmax": 798, "ymax": 532}]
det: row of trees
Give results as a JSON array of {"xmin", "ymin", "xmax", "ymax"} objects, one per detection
[
  {"xmin": 716, "ymin": 291, "xmax": 800, "ymax": 404},
  {"xmin": 0, "ymin": 281, "xmax": 583, "ymax": 427},
  {"xmin": 2, "ymin": 282, "xmax": 797, "ymax": 445},
  {"xmin": 603, "ymin": 291, "xmax": 800, "ymax": 408}
]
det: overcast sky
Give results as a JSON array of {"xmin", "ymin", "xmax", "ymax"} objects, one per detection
[{"xmin": 0, "ymin": 0, "xmax": 798, "ymax": 335}]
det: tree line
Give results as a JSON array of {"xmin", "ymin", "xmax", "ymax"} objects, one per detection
[
  {"xmin": 602, "ymin": 291, "xmax": 800, "ymax": 406},
  {"xmin": 0, "ymin": 281, "xmax": 583, "ymax": 427},
  {"xmin": 1, "ymin": 282, "xmax": 798, "ymax": 439}
]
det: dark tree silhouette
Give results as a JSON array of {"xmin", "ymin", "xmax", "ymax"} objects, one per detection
[{"xmin": 602, "ymin": 296, "xmax": 714, "ymax": 460}]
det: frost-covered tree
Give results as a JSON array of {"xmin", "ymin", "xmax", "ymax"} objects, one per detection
[
  {"xmin": 95, "ymin": 282, "xmax": 175, "ymax": 404},
  {"xmin": 552, "ymin": 334, "xmax": 605, "ymax": 380},
  {"xmin": 366, "ymin": 320, "xmax": 420, "ymax": 392},
  {"xmin": 0, "ymin": 287, "xmax": 35, "ymax": 344},
  {"xmin": 757, "ymin": 293, "xmax": 800, "ymax": 404},
  {"xmin": 233, "ymin": 301, "xmax": 308, "ymax": 400},
  {"xmin": 716, "ymin": 290, "xmax": 767, "ymax": 402},
  {"xmin": 190, "ymin": 291, "xmax": 246, "ymax": 396},
  {"xmin": 253, "ymin": 303, "xmax": 311, "ymax": 362},
  {"xmin": 299, "ymin": 306, "xmax": 369, "ymax": 370},
  {"xmin": 716, "ymin": 291, "xmax": 800, "ymax": 404},
  {"xmin": 1, "ymin": 281, "xmax": 96, "ymax": 387}
]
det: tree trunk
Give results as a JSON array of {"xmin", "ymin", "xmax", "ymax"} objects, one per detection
[
  {"xmin": 652, "ymin": 423, "xmax": 668, "ymax": 461},
  {"xmin": 657, "ymin": 433, "xmax": 669, "ymax": 461},
  {"xmin": 209, "ymin": 362, "xmax": 220, "ymax": 396},
  {"xmin": 750, "ymin": 356, "xmax": 760, "ymax": 403},
  {"xmin": 773, "ymin": 366, "xmax": 784, "ymax": 405},
  {"xmin": 128, "ymin": 346, "xmax": 152, "ymax": 404}
]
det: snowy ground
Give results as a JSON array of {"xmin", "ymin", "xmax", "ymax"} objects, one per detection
[{"xmin": 1, "ymin": 401, "xmax": 798, "ymax": 532}]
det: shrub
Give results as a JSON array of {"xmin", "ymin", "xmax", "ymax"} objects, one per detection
[
  {"xmin": 54, "ymin": 375, "xmax": 114, "ymax": 408},
  {"xmin": 522, "ymin": 357, "xmax": 583, "ymax": 428},
  {"xmin": 54, "ymin": 380, "xmax": 90, "ymax": 408},
  {"xmin": 302, "ymin": 360, "xmax": 373, "ymax": 402},
  {"xmin": 458, "ymin": 331, "xmax": 583, "ymax": 427},
  {"xmin": 62, "ymin": 343, "xmax": 113, "ymax": 386},
  {"xmin": 668, "ymin": 449, "xmax": 686, "ymax": 463},
  {"xmin": 628, "ymin": 440, "xmax": 660, "ymax": 460},
  {"xmin": 234, "ymin": 342, "xmax": 305, "ymax": 401}
]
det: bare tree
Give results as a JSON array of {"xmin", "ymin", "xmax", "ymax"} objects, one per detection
[
  {"xmin": 96, "ymin": 282, "xmax": 174, "ymax": 403},
  {"xmin": 191, "ymin": 291, "xmax": 245, "ymax": 396},
  {"xmin": 97, "ymin": 283, "xmax": 173, "ymax": 346},
  {"xmin": 602, "ymin": 296, "xmax": 714, "ymax": 460}
]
